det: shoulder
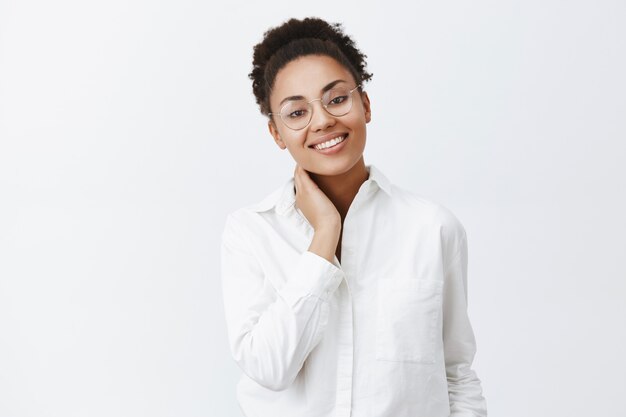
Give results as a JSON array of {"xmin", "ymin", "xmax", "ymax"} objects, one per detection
[
  {"xmin": 391, "ymin": 184, "xmax": 465, "ymax": 231},
  {"xmin": 389, "ymin": 183, "xmax": 467, "ymax": 254},
  {"xmin": 221, "ymin": 180, "xmax": 288, "ymax": 240}
]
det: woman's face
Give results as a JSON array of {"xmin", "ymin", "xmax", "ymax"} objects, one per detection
[{"xmin": 268, "ymin": 55, "xmax": 371, "ymax": 176}]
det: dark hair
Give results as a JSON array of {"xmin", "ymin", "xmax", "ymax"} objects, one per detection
[{"xmin": 249, "ymin": 17, "xmax": 373, "ymax": 116}]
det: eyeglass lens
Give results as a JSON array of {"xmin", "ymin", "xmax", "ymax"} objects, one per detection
[{"xmin": 280, "ymin": 87, "xmax": 355, "ymax": 130}]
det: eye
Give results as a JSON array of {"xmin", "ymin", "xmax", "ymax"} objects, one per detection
[
  {"xmin": 328, "ymin": 95, "xmax": 348, "ymax": 105},
  {"xmin": 287, "ymin": 109, "xmax": 308, "ymax": 119}
]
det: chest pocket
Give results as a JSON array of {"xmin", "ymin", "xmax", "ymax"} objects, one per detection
[{"xmin": 375, "ymin": 278, "xmax": 443, "ymax": 364}]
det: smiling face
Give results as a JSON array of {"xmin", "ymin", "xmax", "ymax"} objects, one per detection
[{"xmin": 268, "ymin": 54, "xmax": 371, "ymax": 176}]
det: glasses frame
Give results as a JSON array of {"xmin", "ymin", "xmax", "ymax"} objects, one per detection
[{"xmin": 268, "ymin": 84, "xmax": 362, "ymax": 131}]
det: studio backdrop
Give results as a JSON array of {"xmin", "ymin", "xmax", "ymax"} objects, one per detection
[{"xmin": 1, "ymin": 1, "xmax": 625, "ymax": 416}]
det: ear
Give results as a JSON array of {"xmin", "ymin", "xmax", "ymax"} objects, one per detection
[
  {"xmin": 360, "ymin": 91, "xmax": 372, "ymax": 123},
  {"xmin": 268, "ymin": 119, "xmax": 287, "ymax": 150}
]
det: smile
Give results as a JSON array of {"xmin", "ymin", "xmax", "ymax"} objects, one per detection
[{"xmin": 312, "ymin": 135, "xmax": 346, "ymax": 150}]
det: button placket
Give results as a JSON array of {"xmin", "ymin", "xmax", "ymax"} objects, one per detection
[{"xmin": 333, "ymin": 203, "xmax": 359, "ymax": 417}]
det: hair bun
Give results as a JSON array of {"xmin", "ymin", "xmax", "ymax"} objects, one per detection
[{"xmin": 249, "ymin": 17, "xmax": 373, "ymax": 116}]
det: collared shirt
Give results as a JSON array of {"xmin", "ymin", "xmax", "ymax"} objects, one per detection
[{"xmin": 220, "ymin": 164, "xmax": 488, "ymax": 417}]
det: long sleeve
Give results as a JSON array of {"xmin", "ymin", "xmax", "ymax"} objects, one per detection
[
  {"xmin": 220, "ymin": 212, "xmax": 344, "ymax": 392},
  {"xmin": 442, "ymin": 229, "xmax": 488, "ymax": 417}
]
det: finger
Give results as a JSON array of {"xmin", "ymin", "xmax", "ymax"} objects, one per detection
[
  {"xmin": 295, "ymin": 165, "xmax": 309, "ymax": 188},
  {"xmin": 293, "ymin": 166, "xmax": 303, "ymax": 209},
  {"xmin": 294, "ymin": 164, "xmax": 304, "ymax": 181},
  {"xmin": 294, "ymin": 165, "xmax": 303, "ymax": 193},
  {"xmin": 297, "ymin": 167, "xmax": 317, "ymax": 191}
]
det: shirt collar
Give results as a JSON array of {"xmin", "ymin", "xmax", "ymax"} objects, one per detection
[{"xmin": 250, "ymin": 164, "xmax": 393, "ymax": 215}]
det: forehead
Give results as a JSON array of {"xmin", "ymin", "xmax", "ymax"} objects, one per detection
[{"xmin": 271, "ymin": 55, "xmax": 355, "ymax": 100}]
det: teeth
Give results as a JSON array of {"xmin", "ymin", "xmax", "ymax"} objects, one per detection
[{"xmin": 314, "ymin": 135, "xmax": 346, "ymax": 150}]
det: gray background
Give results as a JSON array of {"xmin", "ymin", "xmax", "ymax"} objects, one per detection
[{"xmin": 1, "ymin": 0, "xmax": 625, "ymax": 416}]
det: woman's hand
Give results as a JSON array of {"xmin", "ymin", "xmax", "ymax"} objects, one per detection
[
  {"xmin": 294, "ymin": 165, "xmax": 341, "ymax": 263},
  {"xmin": 293, "ymin": 165, "xmax": 341, "ymax": 232}
]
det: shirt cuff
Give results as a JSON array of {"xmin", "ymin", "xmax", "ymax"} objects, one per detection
[{"xmin": 279, "ymin": 251, "xmax": 344, "ymax": 304}]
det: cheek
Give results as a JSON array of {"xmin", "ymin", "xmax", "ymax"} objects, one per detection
[
  {"xmin": 282, "ymin": 132, "xmax": 307, "ymax": 152},
  {"xmin": 346, "ymin": 113, "xmax": 367, "ymax": 131}
]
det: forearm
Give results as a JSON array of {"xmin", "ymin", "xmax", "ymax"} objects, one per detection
[
  {"xmin": 230, "ymin": 270, "xmax": 334, "ymax": 391},
  {"xmin": 221, "ymin": 214, "xmax": 344, "ymax": 391},
  {"xmin": 442, "ymin": 227, "xmax": 488, "ymax": 416}
]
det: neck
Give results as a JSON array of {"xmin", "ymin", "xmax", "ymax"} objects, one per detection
[{"xmin": 308, "ymin": 157, "xmax": 369, "ymax": 222}]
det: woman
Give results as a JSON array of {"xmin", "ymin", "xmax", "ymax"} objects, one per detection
[{"xmin": 221, "ymin": 17, "xmax": 488, "ymax": 417}]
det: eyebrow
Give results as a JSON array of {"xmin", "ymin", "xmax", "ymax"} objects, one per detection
[{"xmin": 279, "ymin": 79, "xmax": 348, "ymax": 107}]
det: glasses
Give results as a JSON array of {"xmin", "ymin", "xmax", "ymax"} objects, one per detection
[{"xmin": 269, "ymin": 85, "xmax": 361, "ymax": 131}]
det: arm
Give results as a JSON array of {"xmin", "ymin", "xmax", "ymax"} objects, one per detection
[
  {"xmin": 442, "ymin": 229, "xmax": 488, "ymax": 416},
  {"xmin": 220, "ymin": 213, "xmax": 344, "ymax": 391}
]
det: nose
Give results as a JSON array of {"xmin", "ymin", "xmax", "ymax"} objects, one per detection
[{"xmin": 309, "ymin": 99, "xmax": 335, "ymax": 132}]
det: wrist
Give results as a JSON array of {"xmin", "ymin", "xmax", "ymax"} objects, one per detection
[
  {"xmin": 308, "ymin": 226, "xmax": 340, "ymax": 263},
  {"xmin": 314, "ymin": 223, "xmax": 341, "ymax": 238}
]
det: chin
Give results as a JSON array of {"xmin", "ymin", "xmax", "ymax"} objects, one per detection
[{"xmin": 302, "ymin": 156, "xmax": 364, "ymax": 177}]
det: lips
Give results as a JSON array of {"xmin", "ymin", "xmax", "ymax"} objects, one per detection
[
  {"xmin": 307, "ymin": 132, "xmax": 349, "ymax": 148},
  {"xmin": 309, "ymin": 134, "xmax": 349, "ymax": 155},
  {"xmin": 311, "ymin": 134, "xmax": 347, "ymax": 150}
]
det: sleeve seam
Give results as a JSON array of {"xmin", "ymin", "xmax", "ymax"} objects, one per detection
[{"xmin": 443, "ymin": 232, "xmax": 467, "ymax": 272}]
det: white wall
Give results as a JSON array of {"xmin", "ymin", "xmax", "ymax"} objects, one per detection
[{"xmin": 1, "ymin": 1, "xmax": 624, "ymax": 416}]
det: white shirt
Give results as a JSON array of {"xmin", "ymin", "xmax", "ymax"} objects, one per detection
[{"xmin": 220, "ymin": 164, "xmax": 487, "ymax": 417}]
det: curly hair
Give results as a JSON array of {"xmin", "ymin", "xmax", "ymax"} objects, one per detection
[{"xmin": 249, "ymin": 17, "xmax": 373, "ymax": 116}]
